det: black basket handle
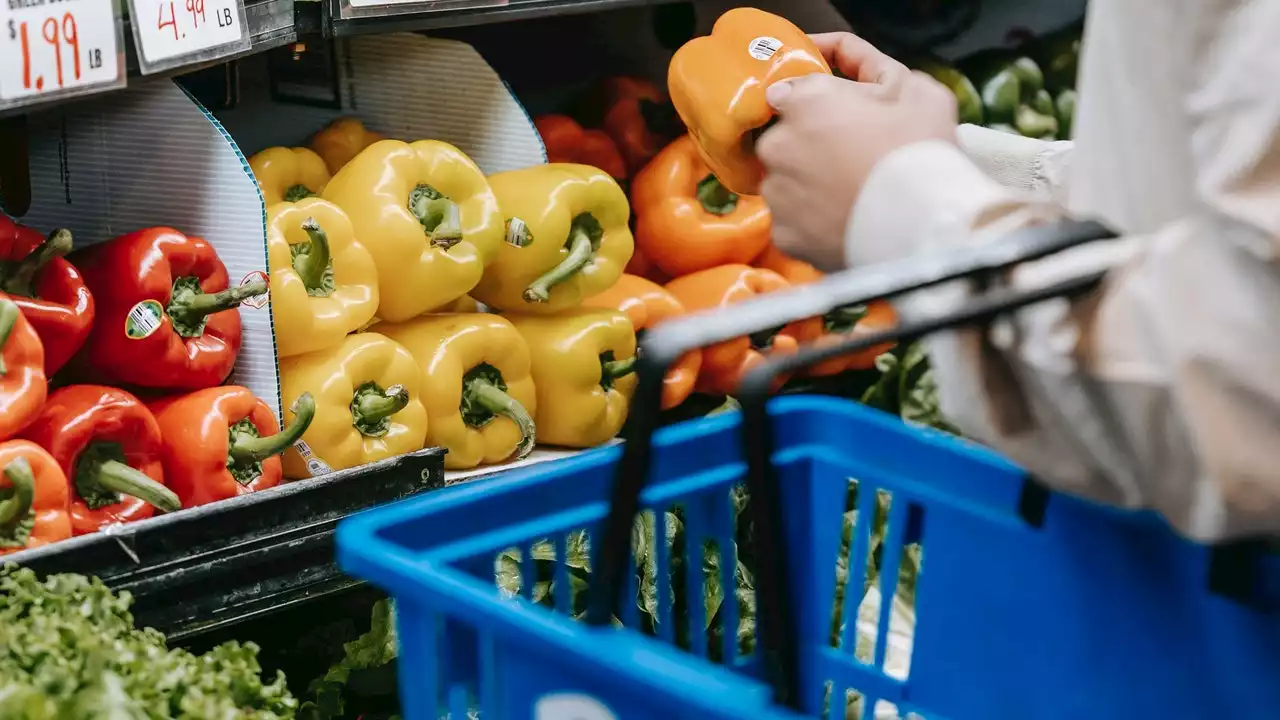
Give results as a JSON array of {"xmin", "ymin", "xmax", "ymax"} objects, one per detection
[{"xmin": 585, "ymin": 219, "xmax": 1117, "ymax": 705}]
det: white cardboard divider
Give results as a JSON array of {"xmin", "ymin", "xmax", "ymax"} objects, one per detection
[
  {"xmin": 20, "ymin": 81, "xmax": 278, "ymax": 417},
  {"xmin": 217, "ymin": 33, "xmax": 547, "ymax": 173}
]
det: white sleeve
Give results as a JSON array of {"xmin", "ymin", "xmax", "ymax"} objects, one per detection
[
  {"xmin": 956, "ymin": 125, "xmax": 1074, "ymax": 204},
  {"xmin": 843, "ymin": 133, "xmax": 1280, "ymax": 542}
]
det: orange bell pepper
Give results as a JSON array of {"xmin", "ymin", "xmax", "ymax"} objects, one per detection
[
  {"xmin": 791, "ymin": 300, "xmax": 899, "ymax": 377},
  {"xmin": 598, "ymin": 77, "xmax": 683, "ymax": 175},
  {"xmin": 753, "ymin": 243, "xmax": 823, "ymax": 285},
  {"xmin": 0, "ymin": 295, "xmax": 47, "ymax": 442},
  {"xmin": 663, "ymin": 265, "xmax": 810, "ymax": 396},
  {"xmin": 584, "ymin": 274, "xmax": 700, "ymax": 410},
  {"xmin": 535, "ymin": 115, "xmax": 628, "ymax": 183},
  {"xmin": 0, "ymin": 440, "xmax": 71, "ymax": 555},
  {"xmin": 632, "ymin": 135, "xmax": 772, "ymax": 277},
  {"xmin": 752, "ymin": 245, "xmax": 898, "ymax": 375},
  {"xmin": 668, "ymin": 7, "xmax": 831, "ymax": 194}
]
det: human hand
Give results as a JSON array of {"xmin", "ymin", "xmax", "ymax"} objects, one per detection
[{"xmin": 757, "ymin": 32, "xmax": 959, "ymax": 271}]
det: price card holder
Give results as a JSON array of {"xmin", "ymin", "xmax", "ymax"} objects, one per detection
[
  {"xmin": 129, "ymin": 0, "xmax": 250, "ymax": 75},
  {"xmin": 338, "ymin": 0, "xmax": 507, "ymax": 23},
  {"xmin": 0, "ymin": 0, "xmax": 127, "ymax": 111}
]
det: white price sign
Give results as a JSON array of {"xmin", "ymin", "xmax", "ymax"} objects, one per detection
[
  {"xmin": 0, "ymin": 0, "xmax": 123, "ymax": 104},
  {"xmin": 129, "ymin": 0, "xmax": 248, "ymax": 74}
]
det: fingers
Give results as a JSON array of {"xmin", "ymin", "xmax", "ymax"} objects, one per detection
[{"xmin": 809, "ymin": 32, "xmax": 909, "ymax": 85}]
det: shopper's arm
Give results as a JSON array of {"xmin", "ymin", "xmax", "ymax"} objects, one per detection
[
  {"xmin": 956, "ymin": 125, "xmax": 1073, "ymax": 203},
  {"xmin": 844, "ymin": 21, "xmax": 1280, "ymax": 543}
]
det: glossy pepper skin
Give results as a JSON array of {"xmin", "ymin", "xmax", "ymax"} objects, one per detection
[
  {"xmin": 279, "ymin": 332, "xmax": 428, "ymax": 479},
  {"xmin": 792, "ymin": 301, "xmax": 899, "ymax": 377},
  {"xmin": 632, "ymin": 135, "xmax": 772, "ymax": 277},
  {"xmin": 0, "ymin": 221, "xmax": 94, "ymax": 376},
  {"xmin": 473, "ymin": 164, "xmax": 633, "ymax": 313},
  {"xmin": 506, "ymin": 309, "xmax": 637, "ymax": 449},
  {"xmin": 583, "ymin": 274, "xmax": 700, "ymax": 410},
  {"xmin": 962, "ymin": 52, "xmax": 1058, "ymax": 139},
  {"xmin": 267, "ymin": 198, "xmax": 379, "ymax": 357},
  {"xmin": 322, "ymin": 140, "xmax": 504, "ymax": 322},
  {"xmin": 71, "ymin": 227, "xmax": 266, "ymax": 391},
  {"xmin": 598, "ymin": 77, "xmax": 683, "ymax": 175},
  {"xmin": 379, "ymin": 314, "xmax": 537, "ymax": 470},
  {"xmin": 0, "ymin": 441, "xmax": 71, "ymax": 555},
  {"xmin": 248, "ymin": 147, "xmax": 332, "ymax": 207},
  {"xmin": 0, "ymin": 295, "xmax": 47, "ymax": 441},
  {"xmin": 668, "ymin": 7, "xmax": 831, "ymax": 195},
  {"xmin": 535, "ymin": 115, "xmax": 628, "ymax": 183},
  {"xmin": 664, "ymin": 265, "xmax": 804, "ymax": 396},
  {"xmin": 151, "ymin": 387, "xmax": 316, "ymax": 508},
  {"xmin": 21, "ymin": 385, "xmax": 180, "ymax": 536},
  {"xmin": 310, "ymin": 117, "xmax": 387, "ymax": 175}
]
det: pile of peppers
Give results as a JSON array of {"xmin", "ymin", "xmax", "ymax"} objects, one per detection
[
  {"xmin": 0, "ymin": 214, "xmax": 313, "ymax": 555},
  {"xmin": 915, "ymin": 21, "xmax": 1082, "ymax": 141}
]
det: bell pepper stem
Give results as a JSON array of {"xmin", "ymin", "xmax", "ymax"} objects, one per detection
[
  {"xmin": 229, "ymin": 393, "xmax": 317, "ymax": 466},
  {"xmin": 0, "ymin": 298, "xmax": 17, "ymax": 376},
  {"xmin": 523, "ymin": 225, "xmax": 594, "ymax": 303},
  {"xmin": 3, "ymin": 228, "xmax": 72, "ymax": 297},
  {"xmin": 92, "ymin": 460, "xmax": 181, "ymax": 513},
  {"xmin": 168, "ymin": 278, "xmax": 269, "ymax": 332},
  {"xmin": 409, "ymin": 185, "xmax": 464, "ymax": 249},
  {"xmin": 824, "ymin": 304, "xmax": 868, "ymax": 334},
  {"xmin": 696, "ymin": 174, "xmax": 739, "ymax": 216},
  {"xmin": 351, "ymin": 383, "xmax": 410, "ymax": 437},
  {"xmin": 284, "ymin": 184, "xmax": 316, "ymax": 202},
  {"xmin": 0, "ymin": 457, "xmax": 35, "ymax": 528},
  {"xmin": 601, "ymin": 356, "xmax": 636, "ymax": 380},
  {"xmin": 294, "ymin": 218, "xmax": 333, "ymax": 294},
  {"xmin": 464, "ymin": 378, "xmax": 536, "ymax": 461}
]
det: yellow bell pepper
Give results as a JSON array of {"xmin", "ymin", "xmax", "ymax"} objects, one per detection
[
  {"xmin": 440, "ymin": 295, "xmax": 481, "ymax": 313},
  {"xmin": 310, "ymin": 117, "xmax": 386, "ymax": 175},
  {"xmin": 279, "ymin": 332, "xmax": 428, "ymax": 478},
  {"xmin": 378, "ymin": 313, "xmax": 537, "ymax": 470},
  {"xmin": 506, "ymin": 308, "xmax": 637, "ymax": 448},
  {"xmin": 248, "ymin": 147, "xmax": 332, "ymax": 207},
  {"xmin": 471, "ymin": 164, "xmax": 633, "ymax": 314},
  {"xmin": 267, "ymin": 198, "xmax": 380, "ymax": 357},
  {"xmin": 322, "ymin": 139, "xmax": 505, "ymax": 322}
]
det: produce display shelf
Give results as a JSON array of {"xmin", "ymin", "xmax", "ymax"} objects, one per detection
[
  {"xmin": 9, "ymin": 447, "xmax": 446, "ymax": 641},
  {"xmin": 319, "ymin": 0, "xmax": 670, "ymax": 38}
]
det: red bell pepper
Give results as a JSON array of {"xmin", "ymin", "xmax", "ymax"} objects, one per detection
[
  {"xmin": 150, "ymin": 387, "xmax": 316, "ymax": 508},
  {"xmin": 0, "ymin": 440, "xmax": 71, "ymax": 555},
  {"xmin": 0, "ymin": 220, "xmax": 95, "ymax": 376},
  {"xmin": 22, "ymin": 385, "xmax": 180, "ymax": 535},
  {"xmin": 0, "ymin": 295, "xmax": 47, "ymax": 441},
  {"xmin": 71, "ymin": 227, "xmax": 267, "ymax": 390}
]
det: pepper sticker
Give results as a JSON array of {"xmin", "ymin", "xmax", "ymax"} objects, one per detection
[
  {"xmin": 748, "ymin": 36, "xmax": 783, "ymax": 61},
  {"xmin": 240, "ymin": 271, "xmax": 271, "ymax": 309},
  {"xmin": 125, "ymin": 300, "xmax": 165, "ymax": 340}
]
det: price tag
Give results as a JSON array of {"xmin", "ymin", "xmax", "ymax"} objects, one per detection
[
  {"xmin": 0, "ymin": 0, "xmax": 125, "ymax": 106},
  {"xmin": 129, "ymin": 0, "xmax": 249, "ymax": 74}
]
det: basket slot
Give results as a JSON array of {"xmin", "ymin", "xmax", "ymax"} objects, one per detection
[
  {"xmin": 718, "ymin": 486, "xmax": 742, "ymax": 667},
  {"xmin": 652, "ymin": 509, "xmax": 675, "ymax": 645},
  {"xmin": 872, "ymin": 499, "xmax": 910, "ymax": 672},
  {"xmin": 621, "ymin": 531, "xmax": 642, "ymax": 629},
  {"xmin": 552, "ymin": 533, "xmax": 573, "ymax": 615},
  {"xmin": 810, "ymin": 647, "xmax": 906, "ymax": 709},
  {"xmin": 840, "ymin": 483, "xmax": 875, "ymax": 656},
  {"xmin": 519, "ymin": 540, "xmax": 539, "ymax": 602}
]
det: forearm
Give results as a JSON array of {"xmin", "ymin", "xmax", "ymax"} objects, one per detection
[{"xmin": 845, "ymin": 141, "xmax": 1280, "ymax": 541}]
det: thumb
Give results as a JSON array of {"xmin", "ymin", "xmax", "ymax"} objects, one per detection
[{"xmin": 765, "ymin": 73, "xmax": 848, "ymax": 113}]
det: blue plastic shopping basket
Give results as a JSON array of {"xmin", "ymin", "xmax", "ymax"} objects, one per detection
[{"xmin": 338, "ymin": 220, "xmax": 1280, "ymax": 719}]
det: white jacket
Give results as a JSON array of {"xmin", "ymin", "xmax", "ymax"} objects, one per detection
[{"xmin": 845, "ymin": 0, "xmax": 1280, "ymax": 541}]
